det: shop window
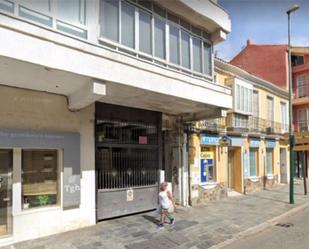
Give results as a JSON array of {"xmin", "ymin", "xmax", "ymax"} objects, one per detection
[
  {"xmin": 22, "ymin": 150, "xmax": 58, "ymax": 209},
  {"xmin": 101, "ymin": 0, "xmax": 119, "ymax": 42},
  {"xmin": 266, "ymin": 148, "xmax": 273, "ymax": 175},
  {"xmin": 249, "ymin": 148, "xmax": 257, "ymax": 177}
]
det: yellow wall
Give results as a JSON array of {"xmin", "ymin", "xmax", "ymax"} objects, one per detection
[{"xmin": 255, "ymin": 87, "xmax": 288, "ymax": 124}]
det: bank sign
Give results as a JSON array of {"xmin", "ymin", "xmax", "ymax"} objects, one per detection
[{"xmin": 200, "ymin": 134, "xmax": 219, "ymax": 145}]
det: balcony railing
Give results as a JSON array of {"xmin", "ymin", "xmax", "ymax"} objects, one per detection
[
  {"xmin": 298, "ymin": 120, "xmax": 309, "ymax": 132},
  {"xmin": 294, "ymin": 83, "xmax": 309, "ymax": 99},
  {"xmin": 197, "ymin": 118, "xmax": 226, "ymax": 132},
  {"xmin": 227, "ymin": 114, "xmax": 288, "ymax": 134}
]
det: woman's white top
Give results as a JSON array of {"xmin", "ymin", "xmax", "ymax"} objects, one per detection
[{"xmin": 159, "ymin": 190, "xmax": 171, "ymax": 209}]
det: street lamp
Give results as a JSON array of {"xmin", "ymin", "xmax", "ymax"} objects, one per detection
[{"xmin": 287, "ymin": 4, "xmax": 300, "ymax": 205}]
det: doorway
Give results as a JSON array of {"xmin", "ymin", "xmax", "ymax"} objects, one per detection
[
  {"xmin": 0, "ymin": 149, "xmax": 12, "ymax": 237},
  {"xmin": 228, "ymin": 147, "xmax": 242, "ymax": 193},
  {"xmin": 280, "ymin": 148, "xmax": 287, "ymax": 184}
]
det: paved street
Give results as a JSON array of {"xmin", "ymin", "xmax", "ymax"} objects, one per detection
[
  {"xmin": 221, "ymin": 204, "xmax": 309, "ymax": 249},
  {"xmin": 6, "ymin": 181, "xmax": 309, "ymax": 249}
]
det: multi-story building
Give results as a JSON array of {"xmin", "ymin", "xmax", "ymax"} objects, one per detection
[
  {"xmin": 291, "ymin": 47, "xmax": 309, "ymax": 177},
  {"xmin": 0, "ymin": 0, "xmax": 232, "ymax": 245},
  {"xmin": 230, "ymin": 41, "xmax": 309, "ymax": 178},
  {"xmin": 189, "ymin": 58, "xmax": 289, "ymax": 206}
]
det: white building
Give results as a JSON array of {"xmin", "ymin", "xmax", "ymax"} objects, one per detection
[{"xmin": 0, "ymin": 0, "xmax": 231, "ymax": 245}]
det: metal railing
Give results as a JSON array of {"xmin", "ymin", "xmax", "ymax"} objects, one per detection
[
  {"xmin": 196, "ymin": 118, "xmax": 226, "ymax": 132},
  {"xmin": 298, "ymin": 120, "xmax": 309, "ymax": 131},
  {"xmin": 226, "ymin": 114, "xmax": 288, "ymax": 134}
]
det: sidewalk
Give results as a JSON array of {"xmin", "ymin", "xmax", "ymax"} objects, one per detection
[{"xmin": 7, "ymin": 181, "xmax": 309, "ymax": 249}]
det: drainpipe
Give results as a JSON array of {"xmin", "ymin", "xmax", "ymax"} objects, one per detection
[{"xmin": 185, "ymin": 124, "xmax": 192, "ymax": 206}]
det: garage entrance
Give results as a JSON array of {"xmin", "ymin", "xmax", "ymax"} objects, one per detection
[{"xmin": 95, "ymin": 103, "xmax": 161, "ymax": 220}]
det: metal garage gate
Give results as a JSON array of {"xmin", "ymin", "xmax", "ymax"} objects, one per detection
[{"xmin": 95, "ymin": 103, "xmax": 161, "ymax": 220}]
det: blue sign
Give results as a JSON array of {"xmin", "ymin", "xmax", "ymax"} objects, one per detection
[
  {"xmin": 266, "ymin": 139, "xmax": 276, "ymax": 148},
  {"xmin": 200, "ymin": 134, "xmax": 219, "ymax": 145},
  {"xmin": 230, "ymin": 137, "xmax": 243, "ymax": 146},
  {"xmin": 250, "ymin": 139, "xmax": 260, "ymax": 148}
]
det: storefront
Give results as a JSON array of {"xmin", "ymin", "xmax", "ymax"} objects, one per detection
[
  {"xmin": 95, "ymin": 103, "xmax": 162, "ymax": 220},
  {"xmin": 0, "ymin": 86, "xmax": 96, "ymax": 245}
]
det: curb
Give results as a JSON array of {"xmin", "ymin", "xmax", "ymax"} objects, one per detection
[{"xmin": 209, "ymin": 202, "xmax": 309, "ymax": 249}]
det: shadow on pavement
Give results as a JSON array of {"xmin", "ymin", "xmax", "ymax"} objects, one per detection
[{"xmin": 142, "ymin": 215, "xmax": 159, "ymax": 225}]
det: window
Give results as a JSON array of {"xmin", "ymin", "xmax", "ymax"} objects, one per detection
[
  {"xmin": 19, "ymin": 0, "xmax": 51, "ymax": 13},
  {"xmin": 297, "ymin": 75, "xmax": 307, "ymax": 98},
  {"xmin": 298, "ymin": 109, "xmax": 308, "ymax": 131},
  {"xmin": 203, "ymin": 42, "xmax": 212, "ymax": 76},
  {"xmin": 181, "ymin": 30, "xmax": 190, "ymax": 69},
  {"xmin": 249, "ymin": 148, "xmax": 257, "ymax": 177},
  {"xmin": 240, "ymin": 86, "xmax": 244, "ymax": 111},
  {"xmin": 234, "ymin": 83, "xmax": 253, "ymax": 114},
  {"xmin": 99, "ymin": 0, "xmax": 213, "ymax": 78},
  {"xmin": 280, "ymin": 102, "xmax": 288, "ymax": 132},
  {"xmin": 101, "ymin": 0, "xmax": 119, "ymax": 42},
  {"xmin": 121, "ymin": 1, "xmax": 135, "ymax": 48},
  {"xmin": 56, "ymin": 0, "xmax": 85, "ymax": 25},
  {"xmin": 266, "ymin": 149, "xmax": 273, "ymax": 175},
  {"xmin": 292, "ymin": 55, "xmax": 305, "ymax": 66},
  {"xmin": 252, "ymin": 91, "xmax": 259, "ymax": 117},
  {"xmin": 192, "ymin": 37, "xmax": 202, "ymax": 73},
  {"xmin": 169, "ymin": 25, "xmax": 180, "ymax": 65},
  {"xmin": 139, "ymin": 10, "xmax": 152, "ymax": 54},
  {"xmin": 234, "ymin": 113, "xmax": 248, "ymax": 128},
  {"xmin": 154, "ymin": 17, "xmax": 165, "ymax": 59},
  {"xmin": 22, "ymin": 150, "xmax": 58, "ymax": 209},
  {"xmin": 236, "ymin": 85, "xmax": 241, "ymax": 110},
  {"xmin": 267, "ymin": 96, "xmax": 274, "ymax": 122}
]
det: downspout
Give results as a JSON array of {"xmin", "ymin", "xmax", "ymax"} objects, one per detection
[{"xmin": 185, "ymin": 124, "xmax": 192, "ymax": 206}]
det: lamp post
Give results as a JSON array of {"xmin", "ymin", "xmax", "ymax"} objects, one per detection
[{"xmin": 287, "ymin": 4, "xmax": 300, "ymax": 204}]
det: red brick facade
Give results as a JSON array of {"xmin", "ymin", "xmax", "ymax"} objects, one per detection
[{"xmin": 230, "ymin": 40, "xmax": 288, "ymax": 90}]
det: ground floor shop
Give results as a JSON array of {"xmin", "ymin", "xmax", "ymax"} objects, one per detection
[
  {"xmin": 0, "ymin": 86, "xmax": 169, "ymax": 246},
  {"xmin": 188, "ymin": 132, "xmax": 290, "ymax": 206}
]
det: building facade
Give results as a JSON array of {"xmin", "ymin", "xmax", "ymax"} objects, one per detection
[
  {"xmin": 230, "ymin": 41, "xmax": 309, "ymax": 179},
  {"xmin": 0, "ymin": 0, "xmax": 232, "ymax": 245},
  {"xmin": 187, "ymin": 58, "xmax": 289, "ymax": 206}
]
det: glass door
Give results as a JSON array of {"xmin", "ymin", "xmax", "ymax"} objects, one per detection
[{"xmin": 0, "ymin": 150, "xmax": 12, "ymax": 237}]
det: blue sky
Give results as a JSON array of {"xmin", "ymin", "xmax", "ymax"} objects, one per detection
[{"xmin": 215, "ymin": 0, "xmax": 309, "ymax": 61}]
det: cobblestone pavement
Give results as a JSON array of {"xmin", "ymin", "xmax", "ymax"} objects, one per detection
[{"xmin": 6, "ymin": 181, "xmax": 309, "ymax": 249}]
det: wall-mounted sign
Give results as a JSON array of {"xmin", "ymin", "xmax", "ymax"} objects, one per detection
[
  {"xmin": 250, "ymin": 139, "xmax": 260, "ymax": 148},
  {"xmin": 200, "ymin": 134, "xmax": 219, "ymax": 145},
  {"xmin": 127, "ymin": 189, "xmax": 134, "ymax": 202},
  {"xmin": 138, "ymin": 136, "xmax": 148, "ymax": 145},
  {"xmin": 230, "ymin": 137, "xmax": 243, "ymax": 147},
  {"xmin": 219, "ymin": 135, "xmax": 231, "ymax": 146},
  {"xmin": 266, "ymin": 139, "xmax": 276, "ymax": 148}
]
